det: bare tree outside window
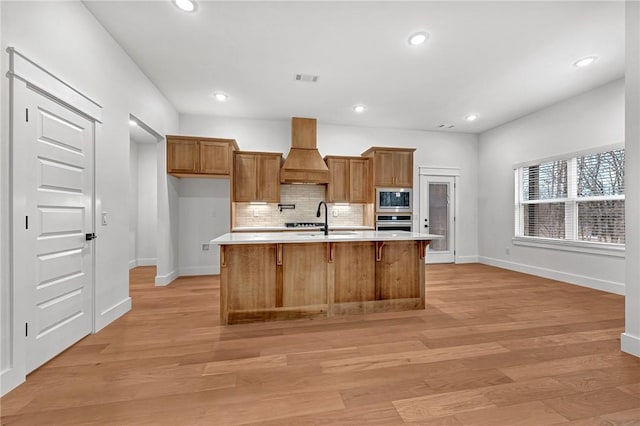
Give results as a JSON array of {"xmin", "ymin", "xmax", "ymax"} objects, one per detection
[
  {"xmin": 516, "ymin": 149, "xmax": 624, "ymax": 246},
  {"xmin": 577, "ymin": 150, "xmax": 624, "ymax": 243}
]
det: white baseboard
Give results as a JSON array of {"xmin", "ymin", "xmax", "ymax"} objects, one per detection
[
  {"xmin": 129, "ymin": 258, "xmax": 156, "ymax": 269},
  {"xmin": 478, "ymin": 256, "xmax": 625, "ymax": 295},
  {"xmin": 178, "ymin": 265, "xmax": 219, "ymax": 276},
  {"xmin": 155, "ymin": 269, "xmax": 178, "ymax": 286},
  {"xmin": 456, "ymin": 255, "xmax": 478, "ymax": 264},
  {"xmin": 621, "ymin": 333, "xmax": 640, "ymax": 358},
  {"xmin": 1, "ymin": 366, "xmax": 25, "ymax": 397},
  {"xmin": 95, "ymin": 297, "xmax": 131, "ymax": 333}
]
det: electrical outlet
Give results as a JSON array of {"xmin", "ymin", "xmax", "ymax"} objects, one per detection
[
  {"xmin": 333, "ymin": 209, "xmax": 338, "ymax": 217},
  {"xmin": 253, "ymin": 208, "xmax": 259, "ymax": 217},
  {"xmin": 202, "ymin": 243, "xmax": 210, "ymax": 251},
  {"xmin": 505, "ymin": 247, "xmax": 510, "ymax": 255}
]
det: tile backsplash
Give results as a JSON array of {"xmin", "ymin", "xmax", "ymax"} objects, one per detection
[{"xmin": 234, "ymin": 184, "xmax": 364, "ymax": 228}]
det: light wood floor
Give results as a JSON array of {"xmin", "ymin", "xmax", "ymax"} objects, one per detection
[{"xmin": 2, "ymin": 264, "xmax": 640, "ymax": 425}]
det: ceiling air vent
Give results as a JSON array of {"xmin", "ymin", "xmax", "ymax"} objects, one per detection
[
  {"xmin": 295, "ymin": 74, "xmax": 319, "ymax": 83},
  {"xmin": 438, "ymin": 124, "xmax": 455, "ymax": 129}
]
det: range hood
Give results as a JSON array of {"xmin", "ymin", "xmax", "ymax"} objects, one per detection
[{"xmin": 280, "ymin": 117, "xmax": 329, "ymax": 184}]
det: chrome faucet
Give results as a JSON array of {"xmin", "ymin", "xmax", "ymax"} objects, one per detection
[{"xmin": 316, "ymin": 201, "xmax": 329, "ymax": 236}]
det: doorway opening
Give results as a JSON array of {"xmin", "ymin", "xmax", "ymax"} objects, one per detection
[{"xmin": 128, "ymin": 115, "xmax": 162, "ymax": 270}]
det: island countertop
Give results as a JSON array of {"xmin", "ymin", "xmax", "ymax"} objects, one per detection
[{"xmin": 211, "ymin": 230, "xmax": 442, "ymax": 245}]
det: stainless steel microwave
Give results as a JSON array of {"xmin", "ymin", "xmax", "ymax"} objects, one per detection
[{"xmin": 376, "ymin": 188, "xmax": 412, "ymax": 213}]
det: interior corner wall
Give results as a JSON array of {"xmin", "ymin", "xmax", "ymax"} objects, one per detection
[
  {"xmin": 622, "ymin": 0, "xmax": 640, "ymax": 358},
  {"xmin": 1, "ymin": 1, "xmax": 178, "ymax": 395},
  {"xmin": 477, "ymin": 79, "xmax": 625, "ymax": 294},
  {"xmin": 129, "ymin": 141, "xmax": 139, "ymax": 268},
  {"xmin": 0, "ymin": 0, "xmax": 10, "ymax": 387},
  {"xmin": 179, "ymin": 114, "xmax": 480, "ymax": 272},
  {"xmin": 136, "ymin": 143, "xmax": 158, "ymax": 266}
]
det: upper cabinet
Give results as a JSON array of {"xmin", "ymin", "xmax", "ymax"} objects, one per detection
[
  {"xmin": 166, "ymin": 135, "xmax": 239, "ymax": 178},
  {"xmin": 362, "ymin": 147, "xmax": 415, "ymax": 188},
  {"xmin": 325, "ymin": 156, "xmax": 371, "ymax": 203},
  {"xmin": 233, "ymin": 151, "xmax": 282, "ymax": 202}
]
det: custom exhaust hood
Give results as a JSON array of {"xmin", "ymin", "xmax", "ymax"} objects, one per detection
[{"xmin": 280, "ymin": 117, "xmax": 329, "ymax": 184}]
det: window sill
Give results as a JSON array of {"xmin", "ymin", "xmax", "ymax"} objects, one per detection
[{"xmin": 512, "ymin": 237, "xmax": 625, "ymax": 258}]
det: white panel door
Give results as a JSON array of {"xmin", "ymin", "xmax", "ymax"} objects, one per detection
[
  {"xmin": 17, "ymin": 85, "xmax": 94, "ymax": 373},
  {"xmin": 420, "ymin": 176, "xmax": 455, "ymax": 264}
]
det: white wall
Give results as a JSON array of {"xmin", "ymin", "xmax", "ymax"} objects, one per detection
[
  {"xmin": 136, "ymin": 143, "xmax": 158, "ymax": 265},
  {"xmin": 478, "ymin": 79, "xmax": 625, "ymax": 294},
  {"xmin": 1, "ymin": 1, "xmax": 178, "ymax": 395},
  {"xmin": 129, "ymin": 142, "xmax": 158, "ymax": 268},
  {"xmin": 622, "ymin": 0, "xmax": 640, "ymax": 357},
  {"xmin": 178, "ymin": 179, "xmax": 229, "ymax": 275},
  {"xmin": 180, "ymin": 114, "xmax": 479, "ymax": 270},
  {"xmin": 129, "ymin": 141, "xmax": 139, "ymax": 267}
]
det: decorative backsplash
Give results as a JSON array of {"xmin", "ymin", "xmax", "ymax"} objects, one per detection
[{"xmin": 234, "ymin": 184, "xmax": 364, "ymax": 228}]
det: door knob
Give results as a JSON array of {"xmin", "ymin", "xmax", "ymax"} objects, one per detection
[{"xmin": 85, "ymin": 233, "xmax": 97, "ymax": 241}]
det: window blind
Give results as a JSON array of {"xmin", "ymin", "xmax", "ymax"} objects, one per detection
[{"xmin": 515, "ymin": 148, "xmax": 624, "ymax": 245}]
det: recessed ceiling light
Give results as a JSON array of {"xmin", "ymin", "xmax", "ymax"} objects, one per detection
[
  {"xmin": 353, "ymin": 104, "xmax": 367, "ymax": 113},
  {"xmin": 408, "ymin": 32, "xmax": 429, "ymax": 46},
  {"xmin": 173, "ymin": 0, "xmax": 197, "ymax": 13},
  {"xmin": 213, "ymin": 91, "xmax": 228, "ymax": 102},
  {"xmin": 573, "ymin": 56, "xmax": 597, "ymax": 68},
  {"xmin": 465, "ymin": 114, "xmax": 479, "ymax": 122},
  {"xmin": 129, "ymin": 119, "xmax": 138, "ymax": 126}
]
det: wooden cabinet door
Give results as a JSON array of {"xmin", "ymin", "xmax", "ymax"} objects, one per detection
[
  {"xmin": 393, "ymin": 151, "xmax": 414, "ymax": 187},
  {"xmin": 200, "ymin": 141, "xmax": 231, "ymax": 174},
  {"xmin": 167, "ymin": 139, "xmax": 199, "ymax": 173},
  {"xmin": 334, "ymin": 242, "xmax": 375, "ymax": 303},
  {"xmin": 373, "ymin": 151, "xmax": 395, "ymax": 187},
  {"xmin": 233, "ymin": 153, "xmax": 258, "ymax": 202},
  {"xmin": 224, "ymin": 244, "xmax": 277, "ymax": 312},
  {"xmin": 375, "ymin": 241, "xmax": 420, "ymax": 300},
  {"xmin": 257, "ymin": 155, "xmax": 281, "ymax": 202},
  {"xmin": 326, "ymin": 158, "xmax": 350, "ymax": 203},
  {"xmin": 349, "ymin": 158, "xmax": 370, "ymax": 203},
  {"xmin": 282, "ymin": 243, "xmax": 327, "ymax": 307}
]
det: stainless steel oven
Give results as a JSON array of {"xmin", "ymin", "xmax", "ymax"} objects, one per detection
[
  {"xmin": 376, "ymin": 215, "xmax": 413, "ymax": 232},
  {"xmin": 376, "ymin": 188, "xmax": 412, "ymax": 213}
]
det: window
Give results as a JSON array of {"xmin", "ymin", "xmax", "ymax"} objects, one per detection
[{"xmin": 515, "ymin": 148, "xmax": 624, "ymax": 248}]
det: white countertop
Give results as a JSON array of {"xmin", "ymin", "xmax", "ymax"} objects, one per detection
[
  {"xmin": 212, "ymin": 230, "xmax": 442, "ymax": 245},
  {"xmin": 231, "ymin": 225, "xmax": 375, "ymax": 232}
]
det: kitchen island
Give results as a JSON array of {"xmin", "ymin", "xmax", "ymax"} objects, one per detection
[{"xmin": 211, "ymin": 231, "xmax": 440, "ymax": 325}]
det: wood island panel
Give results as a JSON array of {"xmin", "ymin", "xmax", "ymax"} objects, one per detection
[
  {"xmin": 223, "ymin": 244, "xmax": 276, "ymax": 312},
  {"xmin": 334, "ymin": 242, "xmax": 375, "ymax": 303},
  {"xmin": 375, "ymin": 241, "xmax": 421, "ymax": 300},
  {"xmin": 219, "ymin": 238, "xmax": 430, "ymax": 324},
  {"xmin": 282, "ymin": 243, "xmax": 327, "ymax": 307}
]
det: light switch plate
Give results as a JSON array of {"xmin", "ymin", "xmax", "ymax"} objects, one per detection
[
  {"xmin": 333, "ymin": 210, "xmax": 338, "ymax": 217},
  {"xmin": 102, "ymin": 212, "xmax": 108, "ymax": 226}
]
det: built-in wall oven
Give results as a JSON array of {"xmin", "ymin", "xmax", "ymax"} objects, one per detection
[
  {"xmin": 376, "ymin": 215, "xmax": 413, "ymax": 232},
  {"xmin": 376, "ymin": 188, "xmax": 412, "ymax": 213}
]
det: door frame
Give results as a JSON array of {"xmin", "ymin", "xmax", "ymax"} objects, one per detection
[
  {"xmin": 418, "ymin": 166, "xmax": 460, "ymax": 264},
  {"xmin": 3, "ymin": 47, "xmax": 102, "ymax": 396}
]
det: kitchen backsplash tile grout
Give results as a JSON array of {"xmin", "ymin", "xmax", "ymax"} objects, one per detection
[{"xmin": 235, "ymin": 184, "xmax": 364, "ymax": 227}]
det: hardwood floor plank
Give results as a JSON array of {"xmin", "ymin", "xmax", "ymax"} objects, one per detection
[
  {"xmin": 2, "ymin": 264, "xmax": 638, "ymax": 425},
  {"xmin": 320, "ymin": 342, "xmax": 509, "ymax": 374},
  {"xmin": 542, "ymin": 388, "xmax": 640, "ymax": 421},
  {"xmin": 454, "ymin": 401, "xmax": 569, "ymax": 426}
]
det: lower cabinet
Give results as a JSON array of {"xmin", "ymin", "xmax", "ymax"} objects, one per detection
[{"xmin": 220, "ymin": 240, "xmax": 428, "ymax": 324}]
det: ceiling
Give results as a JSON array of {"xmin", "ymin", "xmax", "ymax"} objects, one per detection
[{"xmin": 85, "ymin": 1, "xmax": 625, "ymax": 134}]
